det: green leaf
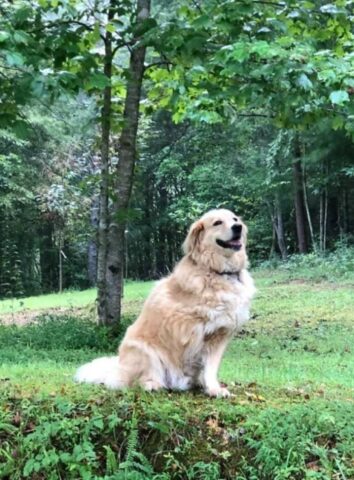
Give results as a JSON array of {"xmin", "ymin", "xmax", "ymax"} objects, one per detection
[
  {"xmin": 192, "ymin": 15, "xmax": 212, "ymax": 28},
  {"xmin": 297, "ymin": 73, "xmax": 313, "ymax": 90},
  {"xmin": 320, "ymin": 4, "xmax": 344, "ymax": 14},
  {"xmin": 231, "ymin": 43, "xmax": 249, "ymax": 63},
  {"xmin": 332, "ymin": 116, "xmax": 344, "ymax": 130},
  {"xmin": 0, "ymin": 31, "xmax": 10, "ymax": 42},
  {"xmin": 329, "ymin": 90, "xmax": 349, "ymax": 105},
  {"xmin": 251, "ymin": 41, "xmax": 271, "ymax": 58},
  {"xmin": 13, "ymin": 31, "xmax": 30, "ymax": 45},
  {"xmin": 318, "ymin": 69, "xmax": 336, "ymax": 84},
  {"xmin": 5, "ymin": 51, "xmax": 25, "ymax": 66},
  {"xmin": 85, "ymin": 73, "xmax": 110, "ymax": 90},
  {"xmin": 106, "ymin": 23, "xmax": 116, "ymax": 33},
  {"xmin": 343, "ymin": 78, "xmax": 354, "ymax": 88}
]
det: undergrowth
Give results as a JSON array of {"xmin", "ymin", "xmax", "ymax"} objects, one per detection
[
  {"xmin": 1, "ymin": 388, "xmax": 354, "ymax": 479},
  {"xmin": 257, "ymin": 245, "xmax": 354, "ymax": 281}
]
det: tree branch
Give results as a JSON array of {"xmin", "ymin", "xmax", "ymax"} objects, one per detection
[{"xmin": 144, "ymin": 60, "xmax": 173, "ymax": 72}]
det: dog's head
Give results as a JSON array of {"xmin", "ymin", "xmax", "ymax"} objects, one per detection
[{"xmin": 183, "ymin": 209, "xmax": 248, "ymax": 272}]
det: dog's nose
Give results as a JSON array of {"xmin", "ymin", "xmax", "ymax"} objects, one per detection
[{"xmin": 232, "ymin": 224, "xmax": 242, "ymax": 235}]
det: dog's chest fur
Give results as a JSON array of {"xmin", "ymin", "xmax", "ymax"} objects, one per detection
[{"xmin": 203, "ymin": 274, "xmax": 252, "ymax": 337}]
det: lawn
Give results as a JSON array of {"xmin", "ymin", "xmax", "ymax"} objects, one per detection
[
  {"xmin": 1, "ymin": 268, "xmax": 354, "ymax": 479},
  {"xmin": 0, "ymin": 280, "xmax": 153, "ymax": 315}
]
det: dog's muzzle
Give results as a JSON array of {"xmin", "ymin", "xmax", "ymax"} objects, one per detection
[{"xmin": 216, "ymin": 224, "xmax": 243, "ymax": 251}]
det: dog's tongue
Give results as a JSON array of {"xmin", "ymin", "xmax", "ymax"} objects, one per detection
[{"xmin": 229, "ymin": 239, "xmax": 242, "ymax": 247}]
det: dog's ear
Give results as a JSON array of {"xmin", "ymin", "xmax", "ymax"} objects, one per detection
[{"xmin": 183, "ymin": 220, "xmax": 204, "ymax": 255}]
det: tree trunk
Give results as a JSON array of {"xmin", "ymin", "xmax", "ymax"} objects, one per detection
[
  {"xmin": 268, "ymin": 196, "xmax": 287, "ymax": 260},
  {"xmin": 58, "ymin": 229, "xmax": 63, "ymax": 293},
  {"xmin": 319, "ymin": 189, "xmax": 324, "ymax": 252},
  {"xmin": 269, "ymin": 224, "xmax": 276, "ymax": 259},
  {"xmin": 343, "ymin": 188, "xmax": 349, "ymax": 234},
  {"xmin": 293, "ymin": 136, "xmax": 308, "ymax": 253},
  {"xmin": 40, "ymin": 219, "xmax": 57, "ymax": 292},
  {"xmin": 103, "ymin": 0, "xmax": 151, "ymax": 325},
  {"xmin": 96, "ymin": 7, "xmax": 113, "ymax": 324},
  {"xmin": 88, "ymin": 194, "xmax": 99, "ymax": 285},
  {"xmin": 323, "ymin": 186, "xmax": 328, "ymax": 251},
  {"xmin": 302, "ymin": 163, "xmax": 317, "ymax": 252},
  {"xmin": 274, "ymin": 194, "xmax": 287, "ymax": 260}
]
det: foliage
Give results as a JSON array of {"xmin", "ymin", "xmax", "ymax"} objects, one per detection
[
  {"xmin": 148, "ymin": 0, "xmax": 354, "ymax": 132},
  {"xmin": 258, "ymin": 244, "xmax": 354, "ymax": 281}
]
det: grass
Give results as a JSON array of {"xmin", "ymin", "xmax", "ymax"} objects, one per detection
[
  {"xmin": 1, "ymin": 265, "xmax": 354, "ymax": 479},
  {"xmin": 0, "ymin": 280, "xmax": 153, "ymax": 316}
]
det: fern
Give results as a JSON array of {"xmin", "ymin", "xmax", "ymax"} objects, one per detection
[
  {"xmin": 104, "ymin": 445, "xmax": 118, "ymax": 475},
  {"xmin": 119, "ymin": 407, "xmax": 154, "ymax": 477}
]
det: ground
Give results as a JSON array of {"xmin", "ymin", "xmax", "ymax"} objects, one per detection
[{"xmin": 1, "ymin": 265, "xmax": 354, "ymax": 479}]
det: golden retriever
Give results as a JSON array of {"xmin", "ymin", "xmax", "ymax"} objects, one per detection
[{"xmin": 75, "ymin": 209, "xmax": 255, "ymax": 397}]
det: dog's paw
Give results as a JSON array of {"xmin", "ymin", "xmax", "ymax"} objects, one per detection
[
  {"xmin": 206, "ymin": 386, "xmax": 231, "ymax": 398},
  {"xmin": 142, "ymin": 380, "xmax": 162, "ymax": 392}
]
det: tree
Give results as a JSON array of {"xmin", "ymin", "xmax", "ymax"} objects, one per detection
[{"xmin": 99, "ymin": 0, "xmax": 151, "ymax": 324}]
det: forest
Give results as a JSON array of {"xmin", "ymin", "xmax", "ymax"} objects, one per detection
[
  {"xmin": 0, "ymin": 0, "xmax": 353, "ymax": 324},
  {"xmin": 1, "ymin": 2, "xmax": 354, "ymax": 479}
]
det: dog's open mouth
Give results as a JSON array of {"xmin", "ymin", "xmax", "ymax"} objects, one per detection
[{"xmin": 216, "ymin": 237, "xmax": 242, "ymax": 251}]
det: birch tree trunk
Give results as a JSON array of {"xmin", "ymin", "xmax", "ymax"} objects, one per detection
[{"xmin": 103, "ymin": 0, "xmax": 151, "ymax": 325}]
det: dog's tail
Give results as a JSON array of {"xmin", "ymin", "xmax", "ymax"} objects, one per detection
[{"xmin": 74, "ymin": 356, "xmax": 123, "ymax": 389}]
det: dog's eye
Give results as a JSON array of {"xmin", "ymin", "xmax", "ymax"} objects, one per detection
[
  {"xmin": 213, "ymin": 220, "xmax": 223, "ymax": 226},
  {"xmin": 233, "ymin": 217, "xmax": 238, "ymax": 222}
]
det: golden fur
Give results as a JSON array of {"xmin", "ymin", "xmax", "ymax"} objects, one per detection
[{"xmin": 75, "ymin": 209, "xmax": 256, "ymax": 397}]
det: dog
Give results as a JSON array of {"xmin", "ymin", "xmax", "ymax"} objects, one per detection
[{"xmin": 75, "ymin": 209, "xmax": 256, "ymax": 397}]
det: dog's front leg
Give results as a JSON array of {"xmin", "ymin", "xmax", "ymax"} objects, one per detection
[{"xmin": 203, "ymin": 338, "xmax": 231, "ymax": 398}]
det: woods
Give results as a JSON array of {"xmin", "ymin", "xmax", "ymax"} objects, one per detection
[
  {"xmin": 1, "ymin": 2, "xmax": 354, "ymax": 479},
  {"xmin": 0, "ymin": 0, "xmax": 353, "ymax": 323}
]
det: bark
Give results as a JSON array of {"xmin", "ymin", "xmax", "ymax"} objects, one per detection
[
  {"xmin": 96, "ymin": 6, "xmax": 113, "ymax": 325},
  {"xmin": 293, "ymin": 136, "xmax": 308, "ymax": 253},
  {"xmin": 88, "ymin": 194, "xmax": 99, "ymax": 285},
  {"xmin": 343, "ymin": 188, "xmax": 349, "ymax": 234},
  {"xmin": 156, "ymin": 186, "xmax": 168, "ymax": 275},
  {"xmin": 103, "ymin": 0, "xmax": 151, "ymax": 324},
  {"xmin": 302, "ymin": 164, "xmax": 317, "ymax": 252},
  {"xmin": 323, "ymin": 186, "xmax": 328, "ymax": 251},
  {"xmin": 58, "ymin": 229, "xmax": 63, "ymax": 293},
  {"xmin": 268, "ymin": 196, "xmax": 287, "ymax": 260},
  {"xmin": 269, "ymin": 225, "xmax": 276, "ymax": 259},
  {"xmin": 40, "ymin": 220, "xmax": 57, "ymax": 292},
  {"xmin": 274, "ymin": 194, "xmax": 287, "ymax": 260},
  {"xmin": 319, "ymin": 189, "xmax": 324, "ymax": 252}
]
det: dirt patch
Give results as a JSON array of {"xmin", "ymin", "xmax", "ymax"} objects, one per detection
[
  {"xmin": 277, "ymin": 278, "xmax": 353, "ymax": 289},
  {"xmin": 0, "ymin": 307, "xmax": 87, "ymax": 326},
  {"xmin": 0, "ymin": 301, "xmax": 139, "ymax": 326}
]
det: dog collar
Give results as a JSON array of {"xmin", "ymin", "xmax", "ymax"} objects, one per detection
[{"xmin": 213, "ymin": 270, "xmax": 241, "ymax": 281}]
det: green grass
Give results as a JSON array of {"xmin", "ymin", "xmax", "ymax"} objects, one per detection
[
  {"xmin": 1, "ymin": 269, "xmax": 354, "ymax": 479},
  {"xmin": 0, "ymin": 280, "xmax": 154, "ymax": 315}
]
